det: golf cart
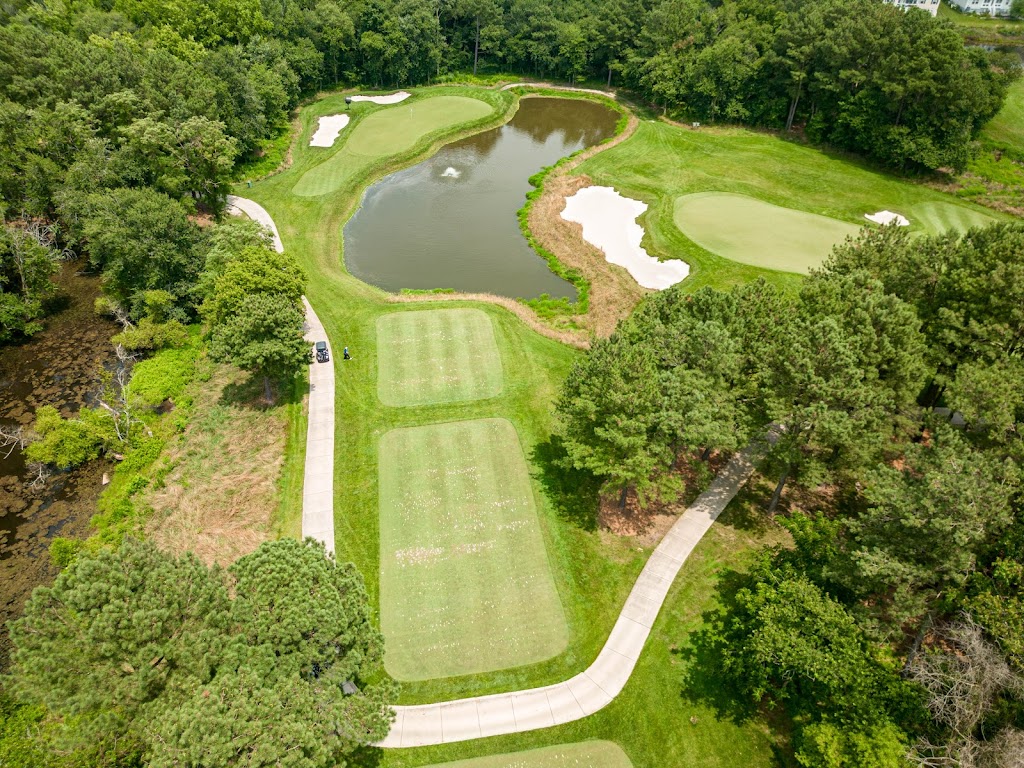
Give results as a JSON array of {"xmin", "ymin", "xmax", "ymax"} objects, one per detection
[{"xmin": 315, "ymin": 340, "xmax": 329, "ymax": 363}]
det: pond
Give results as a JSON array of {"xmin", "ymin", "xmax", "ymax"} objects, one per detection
[{"xmin": 344, "ymin": 97, "xmax": 619, "ymax": 299}]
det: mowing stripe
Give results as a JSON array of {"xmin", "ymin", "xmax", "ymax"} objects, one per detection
[
  {"xmin": 376, "ymin": 308, "xmax": 504, "ymax": 407},
  {"xmin": 379, "ymin": 418, "xmax": 568, "ymax": 681}
]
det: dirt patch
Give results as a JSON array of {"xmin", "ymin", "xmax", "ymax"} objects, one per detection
[
  {"xmin": 598, "ymin": 450, "xmax": 731, "ymax": 544},
  {"xmin": 527, "ymin": 114, "xmax": 649, "ymax": 338},
  {"xmin": 143, "ymin": 364, "xmax": 288, "ymax": 567}
]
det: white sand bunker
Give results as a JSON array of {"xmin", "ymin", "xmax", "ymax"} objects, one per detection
[
  {"xmin": 441, "ymin": 167, "xmax": 460, "ymax": 178},
  {"xmin": 865, "ymin": 210, "xmax": 910, "ymax": 227},
  {"xmin": 561, "ymin": 186, "xmax": 689, "ymax": 290},
  {"xmin": 309, "ymin": 114, "xmax": 350, "ymax": 147},
  {"xmin": 350, "ymin": 91, "xmax": 411, "ymax": 105}
]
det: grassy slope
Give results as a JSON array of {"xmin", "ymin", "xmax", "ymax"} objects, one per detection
[
  {"xmin": 575, "ymin": 121, "xmax": 1011, "ymax": 293},
  {"xmin": 982, "ymin": 76, "xmax": 1024, "ymax": 150},
  {"xmin": 379, "ymin": 418, "xmax": 567, "ymax": 681}
]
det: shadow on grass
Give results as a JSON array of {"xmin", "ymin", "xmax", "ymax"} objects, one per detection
[
  {"xmin": 530, "ymin": 436, "xmax": 601, "ymax": 531},
  {"xmin": 674, "ymin": 567, "xmax": 761, "ymax": 727},
  {"xmin": 348, "ymin": 746, "xmax": 384, "ymax": 768},
  {"xmin": 219, "ymin": 373, "xmax": 305, "ymax": 410}
]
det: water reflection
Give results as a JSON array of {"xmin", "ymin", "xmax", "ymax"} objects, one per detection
[{"xmin": 344, "ymin": 97, "xmax": 619, "ymax": 299}]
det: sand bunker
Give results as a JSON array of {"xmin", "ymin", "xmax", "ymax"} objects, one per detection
[
  {"xmin": 561, "ymin": 186, "xmax": 689, "ymax": 290},
  {"xmin": 865, "ymin": 210, "xmax": 910, "ymax": 227},
  {"xmin": 309, "ymin": 114, "xmax": 350, "ymax": 147},
  {"xmin": 350, "ymin": 91, "xmax": 411, "ymax": 105}
]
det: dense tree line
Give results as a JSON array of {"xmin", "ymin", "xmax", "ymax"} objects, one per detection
[
  {"xmin": 556, "ymin": 222, "xmax": 1024, "ymax": 764},
  {"xmin": 3, "ymin": 538, "xmax": 395, "ymax": 767}
]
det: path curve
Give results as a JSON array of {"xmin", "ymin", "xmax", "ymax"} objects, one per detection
[
  {"xmin": 379, "ymin": 443, "xmax": 760, "ymax": 748},
  {"xmin": 226, "ymin": 197, "xmax": 334, "ymax": 555},
  {"xmin": 226, "ymin": 194, "xmax": 284, "ymax": 254}
]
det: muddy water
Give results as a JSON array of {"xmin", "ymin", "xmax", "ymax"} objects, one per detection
[
  {"xmin": 0, "ymin": 263, "xmax": 117, "ymax": 667},
  {"xmin": 344, "ymin": 97, "xmax": 619, "ymax": 299}
]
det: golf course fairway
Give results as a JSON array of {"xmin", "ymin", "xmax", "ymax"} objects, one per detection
[
  {"xmin": 378, "ymin": 418, "xmax": 567, "ymax": 681},
  {"xmin": 237, "ymin": 83, "xmax": 1008, "ymax": 768},
  {"xmin": 417, "ymin": 741, "xmax": 633, "ymax": 768},
  {"xmin": 672, "ymin": 192, "xmax": 863, "ymax": 274},
  {"xmin": 377, "ymin": 308, "xmax": 504, "ymax": 407},
  {"xmin": 293, "ymin": 95, "xmax": 493, "ymax": 197}
]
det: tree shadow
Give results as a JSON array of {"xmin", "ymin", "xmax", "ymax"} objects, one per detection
[
  {"xmin": 716, "ymin": 480, "xmax": 778, "ymax": 537},
  {"xmin": 347, "ymin": 745, "xmax": 383, "ymax": 768},
  {"xmin": 530, "ymin": 436, "xmax": 601, "ymax": 532},
  {"xmin": 674, "ymin": 566, "xmax": 762, "ymax": 727},
  {"xmin": 218, "ymin": 373, "xmax": 304, "ymax": 410}
]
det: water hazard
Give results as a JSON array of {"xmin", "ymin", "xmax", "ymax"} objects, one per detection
[
  {"xmin": 0, "ymin": 264, "xmax": 117, "ymax": 667},
  {"xmin": 344, "ymin": 97, "xmax": 619, "ymax": 299}
]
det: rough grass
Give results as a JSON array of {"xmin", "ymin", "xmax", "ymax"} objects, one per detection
[
  {"xmin": 673, "ymin": 192, "xmax": 864, "ymax": 275},
  {"xmin": 377, "ymin": 309, "xmax": 504, "ymax": 407},
  {"xmin": 292, "ymin": 95, "xmax": 494, "ymax": 197},
  {"xmin": 378, "ymin": 418, "xmax": 567, "ymax": 681},
  {"xmin": 143, "ymin": 362, "xmax": 292, "ymax": 566},
  {"xmin": 415, "ymin": 741, "xmax": 633, "ymax": 768},
  {"xmin": 573, "ymin": 120, "xmax": 1010, "ymax": 295}
]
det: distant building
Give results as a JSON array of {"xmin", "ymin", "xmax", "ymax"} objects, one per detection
[
  {"xmin": 948, "ymin": 0, "xmax": 1013, "ymax": 15},
  {"xmin": 885, "ymin": 0, "xmax": 941, "ymax": 15}
]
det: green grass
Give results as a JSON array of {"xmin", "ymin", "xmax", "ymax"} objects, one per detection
[
  {"xmin": 376, "ymin": 309, "xmax": 504, "ymax": 407},
  {"xmin": 938, "ymin": 1, "xmax": 1024, "ymax": 33},
  {"xmin": 673, "ymin": 192, "xmax": 863, "ymax": 274},
  {"xmin": 982, "ymin": 77, "xmax": 1024, "ymax": 151},
  {"xmin": 415, "ymin": 741, "xmax": 633, "ymax": 768},
  {"xmin": 292, "ymin": 95, "xmax": 494, "ymax": 197},
  {"xmin": 378, "ymin": 418, "xmax": 567, "ymax": 681},
  {"xmin": 573, "ymin": 121, "xmax": 1011, "ymax": 293},
  {"xmin": 908, "ymin": 200, "xmax": 997, "ymax": 234}
]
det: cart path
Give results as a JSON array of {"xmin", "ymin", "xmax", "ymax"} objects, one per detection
[
  {"xmin": 225, "ymin": 196, "xmax": 761, "ymax": 748},
  {"xmin": 226, "ymin": 197, "xmax": 334, "ymax": 555},
  {"xmin": 379, "ymin": 442, "xmax": 760, "ymax": 748},
  {"xmin": 301, "ymin": 297, "xmax": 335, "ymax": 556},
  {"xmin": 226, "ymin": 195, "xmax": 284, "ymax": 253}
]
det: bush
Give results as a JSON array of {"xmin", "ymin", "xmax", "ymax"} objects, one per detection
[
  {"xmin": 128, "ymin": 336, "xmax": 200, "ymax": 407},
  {"xmin": 796, "ymin": 721, "xmax": 909, "ymax": 768},
  {"xmin": 24, "ymin": 406, "xmax": 112, "ymax": 469},
  {"xmin": 112, "ymin": 318, "xmax": 189, "ymax": 352}
]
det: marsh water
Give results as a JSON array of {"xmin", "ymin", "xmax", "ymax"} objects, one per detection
[
  {"xmin": 0, "ymin": 264, "xmax": 117, "ymax": 666},
  {"xmin": 344, "ymin": 97, "xmax": 619, "ymax": 298}
]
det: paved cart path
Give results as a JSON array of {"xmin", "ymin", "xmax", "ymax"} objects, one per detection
[
  {"xmin": 379, "ymin": 443, "xmax": 759, "ymax": 748},
  {"xmin": 226, "ymin": 194, "xmax": 284, "ymax": 253},
  {"xmin": 227, "ymin": 196, "xmax": 761, "ymax": 748},
  {"xmin": 226, "ymin": 198, "xmax": 333, "ymax": 555}
]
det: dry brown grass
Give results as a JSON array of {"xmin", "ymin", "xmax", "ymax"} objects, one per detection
[
  {"xmin": 144, "ymin": 364, "xmax": 290, "ymax": 567},
  {"xmin": 528, "ymin": 114, "xmax": 650, "ymax": 338}
]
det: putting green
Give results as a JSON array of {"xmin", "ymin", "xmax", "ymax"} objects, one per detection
[
  {"xmin": 292, "ymin": 95, "xmax": 493, "ymax": 197},
  {"xmin": 379, "ymin": 418, "xmax": 567, "ymax": 681},
  {"xmin": 909, "ymin": 201, "xmax": 996, "ymax": 236},
  {"xmin": 377, "ymin": 308, "xmax": 503, "ymax": 407},
  {"xmin": 673, "ymin": 192, "xmax": 863, "ymax": 274},
  {"xmin": 417, "ymin": 742, "xmax": 634, "ymax": 768}
]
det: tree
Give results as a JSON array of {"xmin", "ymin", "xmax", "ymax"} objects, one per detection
[
  {"xmin": 62, "ymin": 188, "xmax": 203, "ymax": 318},
  {"xmin": 556, "ymin": 331, "xmax": 674, "ymax": 506},
  {"xmin": 1013, "ymin": 0, "xmax": 1024, "ymax": 19},
  {"xmin": 8, "ymin": 539, "xmax": 394, "ymax": 767},
  {"xmin": 209, "ymin": 292, "xmax": 309, "ymax": 402},
  {"xmin": 201, "ymin": 244, "xmax": 305, "ymax": 326},
  {"xmin": 0, "ymin": 222, "xmax": 60, "ymax": 341}
]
